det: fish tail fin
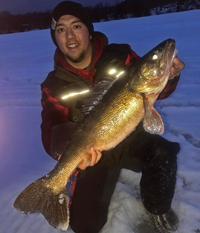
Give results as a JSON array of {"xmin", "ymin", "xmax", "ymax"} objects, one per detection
[{"xmin": 13, "ymin": 176, "xmax": 70, "ymax": 231}]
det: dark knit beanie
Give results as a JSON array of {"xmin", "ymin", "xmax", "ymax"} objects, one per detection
[{"xmin": 51, "ymin": 1, "xmax": 94, "ymax": 46}]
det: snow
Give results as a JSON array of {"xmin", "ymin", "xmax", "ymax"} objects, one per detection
[{"xmin": 0, "ymin": 9, "xmax": 200, "ymax": 233}]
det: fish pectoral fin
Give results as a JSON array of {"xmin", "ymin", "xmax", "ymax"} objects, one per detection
[
  {"xmin": 143, "ymin": 94, "xmax": 164, "ymax": 134},
  {"xmin": 143, "ymin": 107, "xmax": 164, "ymax": 134},
  {"xmin": 13, "ymin": 176, "xmax": 70, "ymax": 231}
]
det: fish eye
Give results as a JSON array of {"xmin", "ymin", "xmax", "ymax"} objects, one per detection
[{"xmin": 152, "ymin": 54, "xmax": 158, "ymax": 60}]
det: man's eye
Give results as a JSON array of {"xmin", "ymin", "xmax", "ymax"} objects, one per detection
[
  {"xmin": 73, "ymin": 25, "xmax": 81, "ymax": 29},
  {"xmin": 57, "ymin": 28, "xmax": 64, "ymax": 33}
]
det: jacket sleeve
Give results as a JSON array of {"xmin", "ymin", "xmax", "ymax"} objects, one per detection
[
  {"xmin": 157, "ymin": 75, "xmax": 180, "ymax": 100},
  {"xmin": 127, "ymin": 48, "xmax": 180, "ymax": 100},
  {"xmin": 125, "ymin": 48, "xmax": 140, "ymax": 66},
  {"xmin": 40, "ymin": 86, "xmax": 70, "ymax": 159}
]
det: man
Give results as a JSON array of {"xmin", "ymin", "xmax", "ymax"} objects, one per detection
[{"xmin": 41, "ymin": 1, "xmax": 185, "ymax": 232}]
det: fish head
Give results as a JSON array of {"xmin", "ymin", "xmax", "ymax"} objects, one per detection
[{"xmin": 129, "ymin": 39, "xmax": 177, "ymax": 95}]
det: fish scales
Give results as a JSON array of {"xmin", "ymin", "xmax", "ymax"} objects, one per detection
[
  {"xmin": 13, "ymin": 39, "xmax": 177, "ymax": 231},
  {"xmin": 56, "ymin": 84, "xmax": 144, "ymax": 176}
]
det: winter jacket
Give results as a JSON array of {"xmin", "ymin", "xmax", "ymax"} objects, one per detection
[{"xmin": 40, "ymin": 32, "xmax": 180, "ymax": 161}]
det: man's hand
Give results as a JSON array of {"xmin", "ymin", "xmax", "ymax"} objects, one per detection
[
  {"xmin": 169, "ymin": 57, "xmax": 185, "ymax": 80},
  {"xmin": 57, "ymin": 147, "xmax": 102, "ymax": 170},
  {"xmin": 78, "ymin": 147, "xmax": 102, "ymax": 170}
]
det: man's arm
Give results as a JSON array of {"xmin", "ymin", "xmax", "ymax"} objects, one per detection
[
  {"xmin": 41, "ymin": 85, "xmax": 102, "ymax": 168},
  {"xmin": 41, "ymin": 86, "xmax": 70, "ymax": 159}
]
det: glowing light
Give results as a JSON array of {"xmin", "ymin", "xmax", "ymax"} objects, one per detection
[
  {"xmin": 62, "ymin": 90, "xmax": 89, "ymax": 100},
  {"xmin": 116, "ymin": 71, "xmax": 124, "ymax": 78},
  {"xmin": 152, "ymin": 54, "xmax": 158, "ymax": 60},
  {"xmin": 109, "ymin": 69, "xmax": 117, "ymax": 74}
]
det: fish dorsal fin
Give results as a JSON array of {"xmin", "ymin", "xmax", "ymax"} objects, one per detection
[
  {"xmin": 142, "ymin": 94, "xmax": 164, "ymax": 134},
  {"xmin": 81, "ymin": 76, "xmax": 117, "ymax": 115}
]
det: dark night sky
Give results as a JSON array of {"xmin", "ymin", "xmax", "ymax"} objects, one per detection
[{"xmin": 0, "ymin": 0, "xmax": 121, "ymax": 15}]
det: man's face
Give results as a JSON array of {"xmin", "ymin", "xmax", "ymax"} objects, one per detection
[{"xmin": 55, "ymin": 15, "xmax": 92, "ymax": 67}]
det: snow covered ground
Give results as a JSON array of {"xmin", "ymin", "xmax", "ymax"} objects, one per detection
[{"xmin": 0, "ymin": 9, "xmax": 200, "ymax": 233}]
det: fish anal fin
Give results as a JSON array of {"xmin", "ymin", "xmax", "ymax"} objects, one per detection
[
  {"xmin": 83, "ymin": 154, "xmax": 91, "ymax": 166},
  {"xmin": 13, "ymin": 176, "xmax": 70, "ymax": 231},
  {"xmin": 77, "ymin": 152, "xmax": 92, "ymax": 168}
]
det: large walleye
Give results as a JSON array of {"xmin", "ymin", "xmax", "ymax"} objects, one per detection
[{"xmin": 13, "ymin": 39, "xmax": 177, "ymax": 231}]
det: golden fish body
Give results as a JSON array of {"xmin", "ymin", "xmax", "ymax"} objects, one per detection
[
  {"xmin": 45, "ymin": 82, "xmax": 145, "ymax": 194},
  {"xmin": 13, "ymin": 39, "xmax": 177, "ymax": 231}
]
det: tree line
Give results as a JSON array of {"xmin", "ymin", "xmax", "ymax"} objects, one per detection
[{"xmin": 0, "ymin": 0, "xmax": 199, "ymax": 34}]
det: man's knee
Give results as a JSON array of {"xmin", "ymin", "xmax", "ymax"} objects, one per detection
[
  {"xmin": 143, "ymin": 136, "xmax": 180, "ymax": 164},
  {"xmin": 70, "ymin": 203, "xmax": 108, "ymax": 233}
]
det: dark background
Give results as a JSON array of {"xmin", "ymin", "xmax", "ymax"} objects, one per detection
[
  {"xmin": 0, "ymin": 0, "xmax": 121, "ymax": 15},
  {"xmin": 0, "ymin": 0, "xmax": 199, "ymax": 34}
]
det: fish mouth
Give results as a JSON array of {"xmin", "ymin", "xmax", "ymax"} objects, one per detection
[
  {"xmin": 163, "ymin": 39, "xmax": 177, "ymax": 64},
  {"xmin": 164, "ymin": 38, "xmax": 175, "ymax": 50},
  {"xmin": 156, "ymin": 39, "xmax": 176, "ymax": 75}
]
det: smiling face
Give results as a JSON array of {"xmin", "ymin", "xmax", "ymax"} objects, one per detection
[{"xmin": 55, "ymin": 15, "xmax": 92, "ymax": 69}]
